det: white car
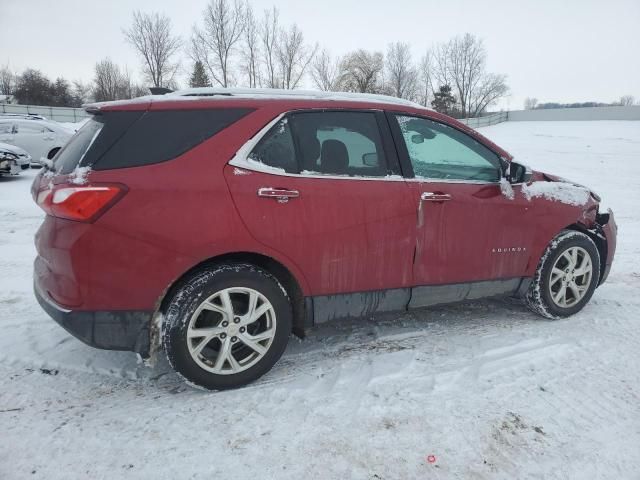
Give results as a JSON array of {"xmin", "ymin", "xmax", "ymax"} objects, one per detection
[
  {"xmin": 0, "ymin": 117, "xmax": 73, "ymax": 163},
  {"xmin": 0, "ymin": 141, "xmax": 31, "ymax": 175}
]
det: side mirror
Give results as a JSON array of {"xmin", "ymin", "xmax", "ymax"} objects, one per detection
[
  {"xmin": 411, "ymin": 134, "xmax": 424, "ymax": 144},
  {"xmin": 362, "ymin": 152, "xmax": 378, "ymax": 166},
  {"xmin": 507, "ymin": 161, "xmax": 532, "ymax": 184}
]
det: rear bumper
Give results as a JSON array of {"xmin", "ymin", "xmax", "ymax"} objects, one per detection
[{"xmin": 34, "ymin": 280, "xmax": 152, "ymax": 356}]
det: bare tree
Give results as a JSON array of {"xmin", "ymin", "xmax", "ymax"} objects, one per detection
[
  {"xmin": 260, "ymin": 6, "xmax": 280, "ymax": 88},
  {"xmin": 192, "ymin": 0, "xmax": 245, "ymax": 88},
  {"xmin": 448, "ymin": 34, "xmax": 485, "ymax": 117},
  {"xmin": 433, "ymin": 33, "xmax": 508, "ymax": 117},
  {"xmin": 432, "ymin": 41, "xmax": 453, "ymax": 92},
  {"xmin": 92, "ymin": 59, "xmax": 145, "ymax": 101},
  {"xmin": 242, "ymin": 2, "xmax": 260, "ymax": 88},
  {"xmin": 276, "ymin": 24, "xmax": 317, "ymax": 89},
  {"xmin": 120, "ymin": 66, "xmax": 148, "ymax": 98},
  {"xmin": 524, "ymin": 97, "xmax": 538, "ymax": 110},
  {"xmin": 310, "ymin": 49, "xmax": 342, "ymax": 91},
  {"xmin": 620, "ymin": 95, "xmax": 635, "ymax": 106},
  {"xmin": 71, "ymin": 80, "xmax": 92, "ymax": 106},
  {"xmin": 340, "ymin": 50, "xmax": 384, "ymax": 94},
  {"xmin": 386, "ymin": 42, "xmax": 418, "ymax": 100},
  {"xmin": 93, "ymin": 58, "xmax": 126, "ymax": 102},
  {"xmin": 417, "ymin": 51, "xmax": 434, "ymax": 107},
  {"xmin": 0, "ymin": 64, "xmax": 16, "ymax": 96},
  {"xmin": 124, "ymin": 11, "xmax": 181, "ymax": 88},
  {"xmin": 468, "ymin": 73, "xmax": 509, "ymax": 116}
]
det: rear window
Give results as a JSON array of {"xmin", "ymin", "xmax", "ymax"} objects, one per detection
[{"xmin": 55, "ymin": 108, "xmax": 253, "ymax": 174}]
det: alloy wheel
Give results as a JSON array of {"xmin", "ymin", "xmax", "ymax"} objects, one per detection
[
  {"xmin": 548, "ymin": 246, "xmax": 593, "ymax": 308},
  {"xmin": 186, "ymin": 287, "xmax": 277, "ymax": 375}
]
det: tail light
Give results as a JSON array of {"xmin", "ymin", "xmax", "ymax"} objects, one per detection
[{"xmin": 36, "ymin": 184, "xmax": 127, "ymax": 222}]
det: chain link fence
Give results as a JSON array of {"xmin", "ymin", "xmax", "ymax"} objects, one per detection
[{"xmin": 0, "ymin": 103, "xmax": 90, "ymax": 123}]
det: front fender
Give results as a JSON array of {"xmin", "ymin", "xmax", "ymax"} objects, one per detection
[{"xmin": 522, "ymin": 181, "xmax": 600, "ymax": 277}]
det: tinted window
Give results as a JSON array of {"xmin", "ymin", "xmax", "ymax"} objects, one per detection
[
  {"xmin": 395, "ymin": 115, "xmax": 500, "ymax": 182},
  {"xmin": 291, "ymin": 111, "xmax": 387, "ymax": 177},
  {"xmin": 54, "ymin": 118, "xmax": 104, "ymax": 174},
  {"xmin": 248, "ymin": 117, "xmax": 297, "ymax": 173},
  {"xmin": 93, "ymin": 108, "xmax": 253, "ymax": 170}
]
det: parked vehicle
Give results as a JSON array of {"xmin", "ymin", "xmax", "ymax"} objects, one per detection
[
  {"xmin": 31, "ymin": 88, "xmax": 617, "ymax": 390},
  {"xmin": 0, "ymin": 141, "xmax": 30, "ymax": 175},
  {"xmin": 0, "ymin": 113, "xmax": 48, "ymax": 121},
  {"xmin": 0, "ymin": 117, "xmax": 73, "ymax": 163}
]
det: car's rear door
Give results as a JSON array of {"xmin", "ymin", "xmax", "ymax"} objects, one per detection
[
  {"xmin": 388, "ymin": 113, "xmax": 533, "ymax": 307},
  {"xmin": 224, "ymin": 109, "xmax": 416, "ymax": 315}
]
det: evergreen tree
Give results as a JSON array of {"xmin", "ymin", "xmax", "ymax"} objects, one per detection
[
  {"xmin": 431, "ymin": 84, "xmax": 456, "ymax": 115},
  {"xmin": 52, "ymin": 77, "xmax": 73, "ymax": 106},
  {"xmin": 189, "ymin": 61, "xmax": 211, "ymax": 88}
]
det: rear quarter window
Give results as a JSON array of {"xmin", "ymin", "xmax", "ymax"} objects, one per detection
[
  {"xmin": 92, "ymin": 108, "xmax": 253, "ymax": 170},
  {"xmin": 54, "ymin": 118, "xmax": 105, "ymax": 174}
]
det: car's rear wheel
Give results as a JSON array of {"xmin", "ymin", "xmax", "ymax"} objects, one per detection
[
  {"xmin": 162, "ymin": 263, "xmax": 292, "ymax": 390},
  {"xmin": 526, "ymin": 230, "xmax": 600, "ymax": 319}
]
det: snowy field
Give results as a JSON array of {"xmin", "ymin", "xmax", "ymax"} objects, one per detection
[{"xmin": 1, "ymin": 121, "xmax": 639, "ymax": 479}]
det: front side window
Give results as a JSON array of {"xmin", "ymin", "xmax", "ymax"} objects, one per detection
[
  {"xmin": 291, "ymin": 111, "xmax": 387, "ymax": 177},
  {"xmin": 395, "ymin": 115, "xmax": 500, "ymax": 182}
]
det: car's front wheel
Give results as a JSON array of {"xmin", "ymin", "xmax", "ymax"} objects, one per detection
[
  {"xmin": 526, "ymin": 230, "xmax": 600, "ymax": 318},
  {"xmin": 162, "ymin": 263, "xmax": 292, "ymax": 390}
]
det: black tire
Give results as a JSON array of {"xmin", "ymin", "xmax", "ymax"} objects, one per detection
[
  {"xmin": 525, "ymin": 230, "xmax": 600, "ymax": 319},
  {"xmin": 162, "ymin": 263, "xmax": 292, "ymax": 390},
  {"xmin": 47, "ymin": 147, "xmax": 60, "ymax": 160}
]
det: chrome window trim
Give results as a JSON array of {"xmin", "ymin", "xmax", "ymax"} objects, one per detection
[
  {"xmin": 405, "ymin": 178, "xmax": 500, "ymax": 185},
  {"xmin": 228, "ymin": 109, "xmax": 505, "ymax": 185}
]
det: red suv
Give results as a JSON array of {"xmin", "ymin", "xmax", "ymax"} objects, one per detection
[{"xmin": 32, "ymin": 89, "xmax": 617, "ymax": 389}]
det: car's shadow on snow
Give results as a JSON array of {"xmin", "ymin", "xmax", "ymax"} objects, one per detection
[
  {"xmin": 0, "ymin": 174, "xmax": 29, "ymax": 183},
  {"xmin": 142, "ymin": 296, "xmax": 554, "ymax": 394}
]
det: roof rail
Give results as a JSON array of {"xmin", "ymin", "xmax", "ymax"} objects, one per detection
[
  {"xmin": 149, "ymin": 87, "xmax": 174, "ymax": 95},
  {"xmin": 168, "ymin": 87, "xmax": 426, "ymax": 108}
]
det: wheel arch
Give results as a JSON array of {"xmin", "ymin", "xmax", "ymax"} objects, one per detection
[
  {"xmin": 563, "ymin": 222, "xmax": 607, "ymax": 284},
  {"xmin": 157, "ymin": 251, "xmax": 309, "ymax": 338}
]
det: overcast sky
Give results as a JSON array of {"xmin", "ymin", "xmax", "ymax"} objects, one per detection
[{"xmin": 2, "ymin": 0, "xmax": 639, "ymax": 109}]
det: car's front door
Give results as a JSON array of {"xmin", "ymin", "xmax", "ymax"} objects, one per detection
[
  {"xmin": 388, "ymin": 113, "xmax": 533, "ymax": 307},
  {"xmin": 225, "ymin": 109, "xmax": 416, "ymax": 319}
]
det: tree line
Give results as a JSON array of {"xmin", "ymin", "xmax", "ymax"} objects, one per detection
[
  {"xmin": 524, "ymin": 96, "xmax": 637, "ymax": 110},
  {"xmin": 0, "ymin": 0, "xmax": 511, "ymax": 118}
]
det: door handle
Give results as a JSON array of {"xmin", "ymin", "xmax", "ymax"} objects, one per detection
[
  {"xmin": 421, "ymin": 192, "xmax": 452, "ymax": 202},
  {"xmin": 257, "ymin": 187, "xmax": 300, "ymax": 203}
]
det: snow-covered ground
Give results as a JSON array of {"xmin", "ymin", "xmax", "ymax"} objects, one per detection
[{"xmin": 1, "ymin": 121, "xmax": 639, "ymax": 479}]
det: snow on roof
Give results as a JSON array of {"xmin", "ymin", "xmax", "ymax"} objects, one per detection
[
  {"xmin": 85, "ymin": 88, "xmax": 431, "ymax": 112},
  {"xmin": 168, "ymin": 87, "xmax": 428, "ymax": 109}
]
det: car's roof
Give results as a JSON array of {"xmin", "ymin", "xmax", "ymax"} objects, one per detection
[
  {"xmin": 85, "ymin": 87, "xmax": 433, "ymax": 114},
  {"xmin": 84, "ymin": 87, "xmax": 513, "ymax": 161}
]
